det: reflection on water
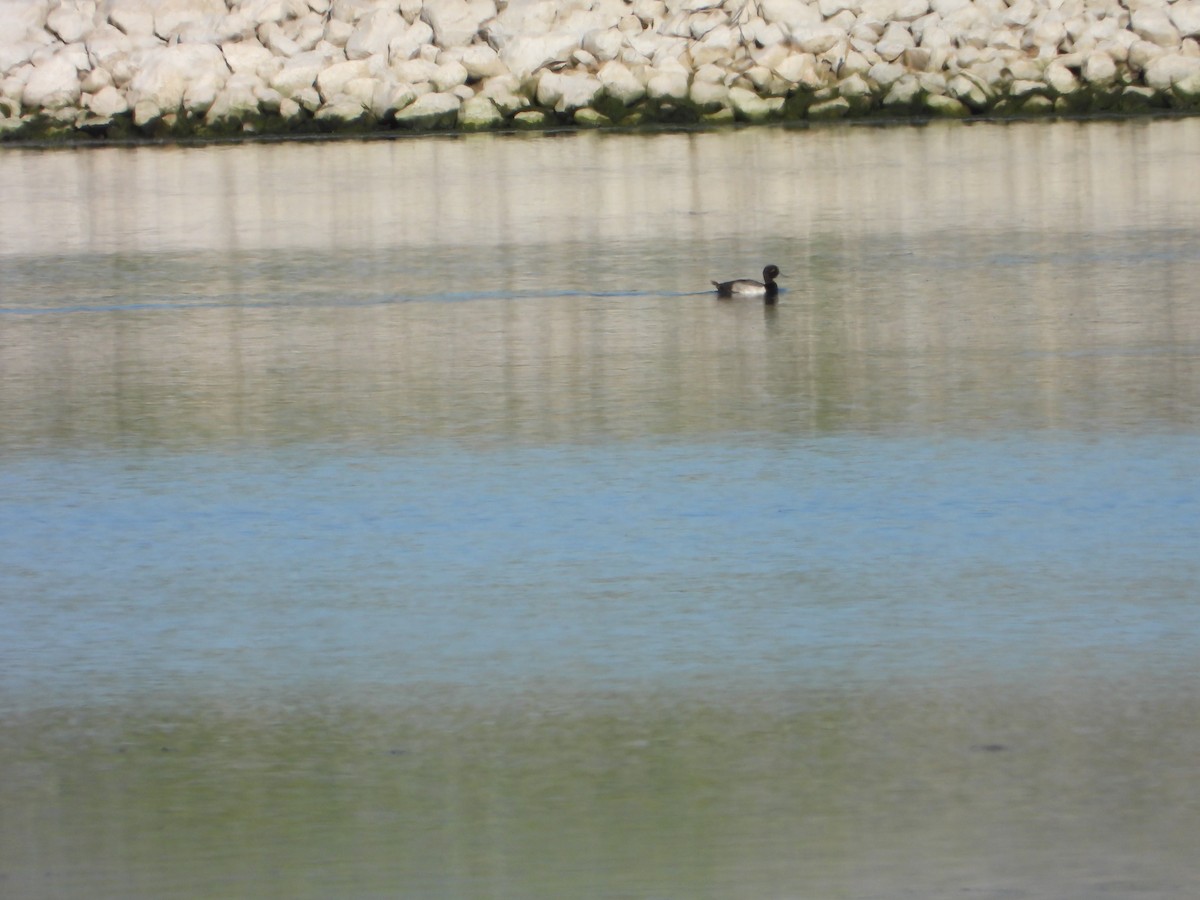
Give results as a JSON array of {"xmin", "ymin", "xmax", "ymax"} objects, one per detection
[{"xmin": 2, "ymin": 121, "xmax": 1199, "ymax": 898}]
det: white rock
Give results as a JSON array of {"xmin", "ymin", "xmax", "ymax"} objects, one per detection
[
  {"xmin": 370, "ymin": 79, "xmax": 416, "ymax": 118},
  {"xmin": 478, "ymin": 74, "xmax": 529, "ymax": 113},
  {"xmin": 34, "ymin": 40, "xmax": 86, "ymax": 70},
  {"xmin": 818, "ymin": 0, "xmax": 857, "ymax": 18},
  {"xmin": 1007, "ymin": 79, "xmax": 1043, "ymax": 98},
  {"xmin": 398, "ymin": 0, "xmax": 422, "ymax": 24},
  {"xmin": 858, "ymin": 0, "xmax": 896, "ymax": 22},
  {"xmin": 728, "ymin": 85, "xmax": 773, "ymax": 119},
  {"xmin": 340, "ymin": 75, "xmax": 376, "ymax": 107},
  {"xmin": 458, "ymin": 94, "xmax": 503, "ymax": 128},
  {"xmin": 222, "ymin": 9, "xmax": 259, "ymax": 41},
  {"xmin": 128, "ymin": 44, "xmax": 229, "ymax": 115},
  {"xmin": 883, "ymin": 73, "xmax": 921, "ymax": 104},
  {"xmin": 1175, "ymin": 70, "xmax": 1200, "ymax": 98},
  {"xmin": 894, "ymin": 0, "xmax": 930, "ymax": 20},
  {"xmin": 1131, "ymin": 7, "xmax": 1181, "ymax": 48},
  {"xmin": 0, "ymin": 41, "xmax": 40, "ymax": 78},
  {"xmin": 393, "ymin": 57, "xmax": 438, "ymax": 83},
  {"xmin": 836, "ymin": 42, "xmax": 869, "ymax": 70},
  {"xmin": 501, "ymin": 34, "xmax": 582, "ymax": 81},
  {"xmin": 624, "ymin": 31, "xmax": 660, "ymax": 61},
  {"xmin": 21, "ymin": 55, "xmax": 82, "ymax": 110},
  {"xmin": 775, "ymin": 52, "xmax": 822, "ymax": 86},
  {"xmin": 839, "ymin": 72, "xmax": 871, "ymax": 96},
  {"xmin": 929, "ymin": 0, "xmax": 969, "ymax": 15},
  {"xmin": 1044, "ymin": 61, "xmax": 1079, "ymax": 94},
  {"xmin": 1082, "ymin": 50, "xmax": 1117, "ymax": 83},
  {"xmin": 755, "ymin": 21, "xmax": 788, "ymax": 47},
  {"xmin": 237, "ymin": 0, "xmax": 297, "ymax": 28},
  {"xmin": 560, "ymin": 7, "xmax": 615, "ymax": 42},
  {"xmin": 458, "ymin": 44, "xmax": 503, "ymax": 79},
  {"xmin": 328, "ymin": 0, "xmax": 378, "ymax": 25},
  {"xmin": 46, "ymin": 0, "xmax": 95, "ymax": 45},
  {"xmin": 258, "ymin": 21, "xmax": 300, "ymax": 56},
  {"xmin": 696, "ymin": 22, "xmax": 738, "ymax": 52},
  {"xmin": 537, "ymin": 71, "xmax": 602, "ymax": 111},
  {"xmin": 1144, "ymin": 52, "xmax": 1200, "ymax": 88},
  {"xmin": 582, "ymin": 27, "xmax": 625, "ymax": 61},
  {"xmin": 277, "ymin": 95, "xmax": 300, "ymax": 118},
  {"xmin": 806, "ymin": 96, "xmax": 848, "ymax": 118},
  {"xmin": 946, "ymin": 71, "xmax": 987, "ymax": 107},
  {"xmin": 658, "ymin": 10, "xmax": 692, "ymax": 39},
  {"xmin": 86, "ymin": 23, "xmax": 133, "ymax": 68},
  {"xmin": 389, "ymin": 19, "xmax": 434, "ymax": 61},
  {"xmin": 254, "ymin": 84, "xmax": 284, "ymax": 111},
  {"xmin": 1002, "ymin": 0, "xmax": 1035, "ymax": 27},
  {"xmin": 967, "ymin": 56, "xmax": 1006, "ymax": 89},
  {"xmin": 631, "ymin": 0, "xmax": 666, "ymax": 23},
  {"xmin": 421, "ymin": 0, "xmax": 496, "ymax": 48},
  {"xmin": 1006, "ymin": 58, "xmax": 1042, "ymax": 81},
  {"xmin": 617, "ymin": 13, "xmax": 642, "ymax": 35},
  {"xmin": 270, "ymin": 50, "xmax": 329, "ymax": 96},
  {"xmin": 751, "ymin": 41, "xmax": 790, "ymax": 70},
  {"xmin": 1170, "ymin": 2, "xmax": 1200, "ymax": 39},
  {"xmin": 646, "ymin": 69, "xmax": 689, "ymax": 100},
  {"xmin": 924, "ymin": 92, "xmax": 968, "ymax": 115},
  {"xmin": 484, "ymin": 0, "xmax": 557, "ymax": 46},
  {"xmin": 316, "ymin": 58, "xmax": 370, "ymax": 99},
  {"xmin": 221, "ymin": 39, "xmax": 274, "ymax": 76},
  {"xmin": 107, "ymin": 0, "xmax": 156, "ymax": 39},
  {"xmin": 875, "ymin": 23, "xmax": 915, "ymax": 60},
  {"xmin": 510, "ymin": 108, "xmax": 546, "ymax": 127},
  {"xmin": 1102, "ymin": 33, "xmax": 1136, "ymax": 63},
  {"xmin": 323, "ymin": 17, "xmax": 354, "ymax": 47},
  {"xmin": 689, "ymin": 79, "xmax": 728, "ymax": 110},
  {"xmin": 87, "ymin": 83, "xmax": 129, "ymax": 117},
  {"xmin": 153, "ymin": 0, "xmax": 230, "ymax": 43},
  {"xmin": 393, "ymin": 90, "xmax": 460, "ymax": 126},
  {"xmin": 202, "ymin": 72, "xmax": 259, "ymax": 123},
  {"xmin": 315, "ymin": 98, "xmax": 367, "ymax": 121},
  {"xmin": 1128, "ymin": 39, "xmax": 1165, "ymax": 72},
  {"xmin": 597, "ymin": 59, "xmax": 645, "ymax": 105},
  {"xmin": 131, "ymin": 98, "xmax": 159, "ymax": 126},
  {"xmin": 792, "ymin": 24, "xmax": 847, "ymax": 54},
  {"xmin": 81, "ymin": 66, "xmax": 112, "ymax": 92},
  {"xmin": 288, "ymin": 15, "xmax": 325, "ymax": 52},
  {"xmin": 293, "ymin": 86, "xmax": 320, "ymax": 110},
  {"xmin": 184, "ymin": 69, "xmax": 224, "ymax": 113},
  {"xmin": 690, "ymin": 10, "xmax": 727, "ymax": 39},
  {"xmin": 745, "ymin": 64, "xmax": 773, "ymax": 90},
  {"xmin": 431, "ymin": 60, "xmax": 469, "ymax": 91},
  {"xmin": 917, "ymin": 70, "xmax": 946, "ymax": 93},
  {"xmin": 344, "ymin": 9, "xmax": 406, "ymax": 60},
  {"xmin": 691, "ymin": 42, "xmax": 724, "ymax": 69},
  {"xmin": 0, "ymin": 0, "xmax": 47, "ymax": 39},
  {"xmin": 650, "ymin": 36, "xmax": 689, "ymax": 66},
  {"xmin": 867, "ymin": 60, "xmax": 906, "ymax": 85},
  {"xmin": 568, "ymin": 47, "xmax": 597, "ymax": 69},
  {"xmin": 760, "ymin": 0, "xmax": 822, "ymax": 30}
]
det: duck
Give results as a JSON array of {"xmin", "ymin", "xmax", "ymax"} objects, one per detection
[{"xmin": 711, "ymin": 265, "xmax": 781, "ymax": 303}]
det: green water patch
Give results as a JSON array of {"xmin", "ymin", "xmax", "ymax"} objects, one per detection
[{"xmin": 3, "ymin": 682, "xmax": 1198, "ymax": 898}]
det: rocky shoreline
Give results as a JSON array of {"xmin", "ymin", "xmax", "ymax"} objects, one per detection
[{"xmin": 2, "ymin": 0, "xmax": 1200, "ymax": 141}]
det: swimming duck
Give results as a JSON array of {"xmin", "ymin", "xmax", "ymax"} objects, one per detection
[{"xmin": 712, "ymin": 265, "xmax": 781, "ymax": 302}]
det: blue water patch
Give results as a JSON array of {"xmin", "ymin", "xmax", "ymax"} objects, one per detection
[{"xmin": 2, "ymin": 433, "xmax": 1197, "ymax": 711}]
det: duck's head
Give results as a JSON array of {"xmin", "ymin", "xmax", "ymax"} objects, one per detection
[{"xmin": 763, "ymin": 265, "xmax": 781, "ymax": 282}]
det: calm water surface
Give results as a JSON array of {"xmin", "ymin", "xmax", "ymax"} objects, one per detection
[{"xmin": 2, "ymin": 120, "xmax": 1199, "ymax": 899}]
